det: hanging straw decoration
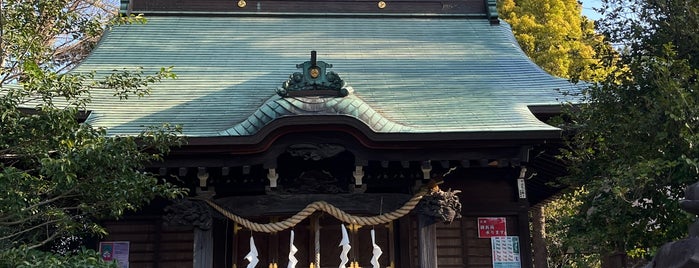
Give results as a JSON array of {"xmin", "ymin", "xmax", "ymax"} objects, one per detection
[
  {"xmin": 245, "ymin": 236, "xmax": 259, "ymax": 268},
  {"xmin": 287, "ymin": 230, "xmax": 298, "ymax": 268},
  {"xmin": 339, "ymin": 224, "xmax": 351, "ymax": 268},
  {"xmin": 199, "ymin": 179, "xmax": 441, "ymax": 234},
  {"xmin": 370, "ymin": 229, "xmax": 383, "ymax": 268}
]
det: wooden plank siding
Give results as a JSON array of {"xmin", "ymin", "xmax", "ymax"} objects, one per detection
[
  {"xmin": 436, "ymin": 219, "xmax": 465, "ymax": 267},
  {"xmin": 408, "ymin": 216, "xmax": 524, "ymax": 268},
  {"xmin": 130, "ymin": 0, "xmax": 486, "ymax": 15},
  {"xmin": 403, "ymin": 170, "xmax": 529, "ymax": 268},
  {"xmin": 103, "ymin": 220, "xmax": 194, "ymax": 268}
]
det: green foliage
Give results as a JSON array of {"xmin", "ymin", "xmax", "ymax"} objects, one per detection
[
  {"xmin": 0, "ymin": 0, "xmax": 187, "ymax": 264},
  {"xmin": 554, "ymin": 0, "xmax": 699, "ymax": 262},
  {"xmin": 0, "ymin": 247, "xmax": 118, "ymax": 268},
  {"xmin": 497, "ymin": 0, "xmax": 616, "ymax": 82},
  {"xmin": 542, "ymin": 191, "xmax": 602, "ymax": 267}
]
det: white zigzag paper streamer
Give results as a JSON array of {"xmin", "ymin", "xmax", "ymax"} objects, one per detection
[
  {"xmin": 287, "ymin": 230, "xmax": 298, "ymax": 268},
  {"xmin": 370, "ymin": 229, "xmax": 383, "ymax": 268},
  {"xmin": 245, "ymin": 236, "xmax": 259, "ymax": 268},
  {"xmin": 339, "ymin": 224, "xmax": 351, "ymax": 268}
]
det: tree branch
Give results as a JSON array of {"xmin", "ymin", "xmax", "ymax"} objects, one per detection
[
  {"xmin": 0, "ymin": 218, "xmax": 62, "ymax": 241},
  {"xmin": 26, "ymin": 230, "xmax": 61, "ymax": 250}
]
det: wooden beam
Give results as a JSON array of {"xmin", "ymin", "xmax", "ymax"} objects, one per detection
[
  {"xmin": 131, "ymin": 0, "xmax": 488, "ymax": 16},
  {"xmin": 418, "ymin": 216, "xmax": 438, "ymax": 268},
  {"xmin": 398, "ymin": 217, "xmax": 413, "ymax": 267},
  {"xmin": 421, "ymin": 161, "xmax": 432, "ymax": 180},
  {"xmin": 179, "ymin": 167, "xmax": 188, "ymax": 176},
  {"xmin": 197, "ymin": 167, "xmax": 209, "ymax": 188},
  {"xmin": 311, "ymin": 214, "xmax": 321, "ymax": 268},
  {"xmin": 242, "ymin": 165, "xmax": 251, "ymax": 175},
  {"xmin": 193, "ymin": 228, "xmax": 213, "ymax": 268},
  {"xmin": 221, "ymin": 166, "xmax": 230, "ymax": 176},
  {"xmin": 518, "ymin": 201, "xmax": 534, "ymax": 268},
  {"xmin": 267, "ymin": 168, "xmax": 279, "ymax": 188},
  {"xmin": 532, "ymin": 205, "xmax": 548, "ymax": 268},
  {"xmin": 439, "ymin": 160, "xmax": 450, "ymax": 169}
]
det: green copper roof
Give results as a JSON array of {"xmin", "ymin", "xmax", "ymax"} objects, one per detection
[{"xmin": 76, "ymin": 16, "xmax": 582, "ymax": 138}]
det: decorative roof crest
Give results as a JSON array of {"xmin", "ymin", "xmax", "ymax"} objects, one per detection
[
  {"xmin": 486, "ymin": 0, "xmax": 499, "ymax": 24},
  {"xmin": 119, "ymin": 0, "xmax": 131, "ymax": 16},
  {"xmin": 277, "ymin": 51, "xmax": 350, "ymax": 98}
]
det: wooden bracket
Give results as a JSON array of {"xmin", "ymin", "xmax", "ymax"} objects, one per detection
[{"xmin": 267, "ymin": 168, "xmax": 279, "ymax": 188}]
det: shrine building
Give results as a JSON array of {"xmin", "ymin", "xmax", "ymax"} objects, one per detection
[{"xmin": 79, "ymin": 0, "xmax": 582, "ymax": 267}]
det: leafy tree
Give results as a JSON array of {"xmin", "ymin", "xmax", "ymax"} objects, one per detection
[
  {"xmin": 0, "ymin": 0, "xmax": 186, "ymax": 265},
  {"xmin": 497, "ymin": 0, "xmax": 615, "ymax": 82},
  {"xmin": 497, "ymin": 1, "xmax": 616, "ymax": 266},
  {"xmin": 554, "ymin": 0, "xmax": 699, "ymax": 264}
]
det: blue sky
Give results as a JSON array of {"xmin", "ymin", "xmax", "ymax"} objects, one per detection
[{"xmin": 580, "ymin": 0, "xmax": 603, "ymax": 20}]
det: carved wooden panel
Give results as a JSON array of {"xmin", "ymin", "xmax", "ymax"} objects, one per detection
[{"xmin": 131, "ymin": 0, "xmax": 486, "ymax": 15}]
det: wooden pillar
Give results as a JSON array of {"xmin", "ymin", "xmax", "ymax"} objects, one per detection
[
  {"xmin": 193, "ymin": 227, "xmax": 213, "ymax": 268},
  {"xmin": 532, "ymin": 205, "xmax": 548, "ymax": 268},
  {"xmin": 268, "ymin": 217, "xmax": 279, "ymax": 267},
  {"xmin": 518, "ymin": 204, "xmax": 534, "ymax": 268},
  {"xmin": 311, "ymin": 214, "xmax": 321, "ymax": 268},
  {"xmin": 517, "ymin": 166, "xmax": 534, "ymax": 268},
  {"xmin": 398, "ymin": 218, "xmax": 413, "ymax": 267},
  {"xmin": 418, "ymin": 216, "xmax": 438, "ymax": 268}
]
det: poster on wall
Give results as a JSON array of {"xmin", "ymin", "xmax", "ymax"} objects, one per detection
[
  {"xmin": 477, "ymin": 217, "xmax": 507, "ymax": 238},
  {"xmin": 99, "ymin": 241, "xmax": 130, "ymax": 268},
  {"xmin": 491, "ymin": 236, "xmax": 521, "ymax": 268}
]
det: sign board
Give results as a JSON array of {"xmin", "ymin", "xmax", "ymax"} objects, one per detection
[
  {"xmin": 478, "ymin": 217, "xmax": 507, "ymax": 238},
  {"xmin": 99, "ymin": 241, "xmax": 130, "ymax": 268},
  {"xmin": 517, "ymin": 178, "xmax": 527, "ymax": 199},
  {"xmin": 491, "ymin": 236, "xmax": 521, "ymax": 268}
]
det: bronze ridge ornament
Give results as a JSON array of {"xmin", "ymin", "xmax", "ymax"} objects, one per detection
[{"xmin": 277, "ymin": 51, "xmax": 350, "ymax": 97}]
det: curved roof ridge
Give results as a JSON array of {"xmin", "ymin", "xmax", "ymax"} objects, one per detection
[{"xmin": 219, "ymin": 93, "xmax": 413, "ymax": 136}]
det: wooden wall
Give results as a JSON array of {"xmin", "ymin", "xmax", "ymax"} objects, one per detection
[
  {"xmin": 441, "ymin": 216, "xmax": 522, "ymax": 267},
  {"xmin": 103, "ymin": 220, "xmax": 194, "ymax": 268},
  {"xmin": 404, "ymin": 215, "xmax": 524, "ymax": 268},
  {"xmin": 100, "ymin": 167, "xmax": 529, "ymax": 267},
  {"xmin": 130, "ymin": 0, "xmax": 487, "ymax": 15},
  {"xmin": 401, "ymin": 167, "xmax": 531, "ymax": 268}
]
